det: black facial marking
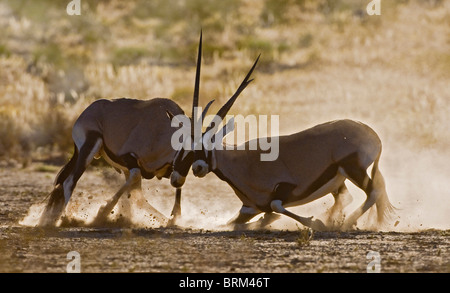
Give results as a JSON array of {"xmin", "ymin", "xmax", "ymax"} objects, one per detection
[
  {"xmin": 194, "ymin": 148, "xmax": 207, "ymax": 163},
  {"xmin": 174, "ymin": 150, "xmax": 194, "ymax": 177}
]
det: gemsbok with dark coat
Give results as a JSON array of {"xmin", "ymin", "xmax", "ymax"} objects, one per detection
[
  {"xmin": 169, "ymin": 57, "xmax": 395, "ymax": 231},
  {"xmin": 39, "ymin": 33, "xmax": 210, "ymax": 227}
]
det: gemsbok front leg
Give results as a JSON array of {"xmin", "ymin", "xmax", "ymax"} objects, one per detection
[
  {"xmin": 167, "ymin": 188, "xmax": 182, "ymax": 226},
  {"xmin": 93, "ymin": 168, "xmax": 141, "ymax": 224},
  {"xmin": 270, "ymin": 200, "xmax": 327, "ymax": 231},
  {"xmin": 226, "ymin": 205, "xmax": 261, "ymax": 230}
]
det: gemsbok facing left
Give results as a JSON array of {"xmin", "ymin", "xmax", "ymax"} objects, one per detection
[
  {"xmin": 169, "ymin": 59, "xmax": 395, "ymax": 231},
  {"xmin": 39, "ymin": 32, "xmax": 210, "ymax": 227}
]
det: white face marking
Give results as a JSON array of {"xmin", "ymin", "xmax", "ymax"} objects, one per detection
[{"xmin": 192, "ymin": 160, "xmax": 209, "ymax": 177}]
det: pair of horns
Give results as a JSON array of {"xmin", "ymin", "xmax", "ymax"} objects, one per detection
[{"xmin": 191, "ymin": 31, "xmax": 260, "ymax": 134}]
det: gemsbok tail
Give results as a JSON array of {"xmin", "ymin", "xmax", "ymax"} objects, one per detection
[{"xmin": 372, "ymin": 156, "xmax": 396, "ymax": 225}]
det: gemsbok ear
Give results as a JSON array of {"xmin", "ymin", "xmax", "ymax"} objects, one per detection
[{"xmin": 166, "ymin": 110, "xmax": 175, "ymax": 120}]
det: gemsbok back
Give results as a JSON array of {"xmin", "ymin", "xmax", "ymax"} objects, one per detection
[
  {"xmin": 39, "ymin": 32, "xmax": 208, "ymax": 227},
  {"xmin": 169, "ymin": 59, "xmax": 395, "ymax": 231}
]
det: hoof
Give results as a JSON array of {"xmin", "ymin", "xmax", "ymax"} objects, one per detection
[
  {"xmin": 91, "ymin": 205, "xmax": 111, "ymax": 226},
  {"xmin": 166, "ymin": 216, "xmax": 178, "ymax": 227},
  {"xmin": 310, "ymin": 219, "xmax": 327, "ymax": 231}
]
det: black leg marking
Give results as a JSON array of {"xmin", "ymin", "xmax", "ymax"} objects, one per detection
[
  {"xmin": 272, "ymin": 182, "xmax": 296, "ymax": 203},
  {"xmin": 68, "ymin": 132, "xmax": 103, "ymax": 192}
]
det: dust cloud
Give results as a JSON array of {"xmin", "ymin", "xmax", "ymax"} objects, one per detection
[{"xmin": 380, "ymin": 144, "xmax": 450, "ymax": 231}]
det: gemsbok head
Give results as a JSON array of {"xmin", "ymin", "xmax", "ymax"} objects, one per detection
[
  {"xmin": 170, "ymin": 58, "xmax": 395, "ymax": 231},
  {"xmin": 39, "ymin": 32, "xmax": 209, "ymax": 227}
]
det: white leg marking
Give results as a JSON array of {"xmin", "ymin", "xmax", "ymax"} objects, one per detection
[
  {"xmin": 170, "ymin": 170, "xmax": 186, "ymax": 187},
  {"xmin": 270, "ymin": 200, "xmax": 326, "ymax": 230},
  {"xmin": 270, "ymin": 200, "xmax": 285, "ymax": 213},
  {"xmin": 63, "ymin": 138, "xmax": 102, "ymax": 206},
  {"xmin": 240, "ymin": 206, "xmax": 260, "ymax": 215},
  {"xmin": 63, "ymin": 175, "xmax": 74, "ymax": 205},
  {"xmin": 86, "ymin": 139, "xmax": 102, "ymax": 165}
]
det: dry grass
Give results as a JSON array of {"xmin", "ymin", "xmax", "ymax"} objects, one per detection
[{"xmin": 0, "ymin": 0, "xmax": 449, "ymax": 162}]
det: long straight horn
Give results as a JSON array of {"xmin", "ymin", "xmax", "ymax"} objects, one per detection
[
  {"xmin": 205, "ymin": 54, "xmax": 260, "ymax": 133},
  {"xmin": 191, "ymin": 30, "xmax": 202, "ymax": 135}
]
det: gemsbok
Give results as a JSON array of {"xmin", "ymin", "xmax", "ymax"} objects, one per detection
[
  {"xmin": 39, "ymin": 33, "xmax": 209, "ymax": 227},
  {"xmin": 169, "ymin": 61, "xmax": 395, "ymax": 231}
]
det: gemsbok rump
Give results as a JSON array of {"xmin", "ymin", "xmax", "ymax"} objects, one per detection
[
  {"xmin": 169, "ymin": 60, "xmax": 395, "ymax": 231},
  {"xmin": 39, "ymin": 33, "xmax": 208, "ymax": 227}
]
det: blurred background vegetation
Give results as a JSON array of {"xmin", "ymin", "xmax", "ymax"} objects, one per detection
[{"xmin": 0, "ymin": 0, "xmax": 449, "ymax": 166}]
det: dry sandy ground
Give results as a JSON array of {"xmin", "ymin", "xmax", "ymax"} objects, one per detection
[{"xmin": 0, "ymin": 164, "xmax": 448, "ymax": 273}]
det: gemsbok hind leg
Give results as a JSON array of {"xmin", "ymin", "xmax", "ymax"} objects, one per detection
[
  {"xmin": 39, "ymin": 134, "xmax": 103, "ymax": 226},
  {"xmin": 326, "ymin": 183, "xmax": 353, "ymax": 228},
  {"xmin": 340, "ymin": 158, "xmax": 394, "ymax": 230}
]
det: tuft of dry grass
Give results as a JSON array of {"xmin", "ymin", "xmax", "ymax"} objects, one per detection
[{"xmin": 296, "ymin": 227, "xmax": 314, "ymax": 247}]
